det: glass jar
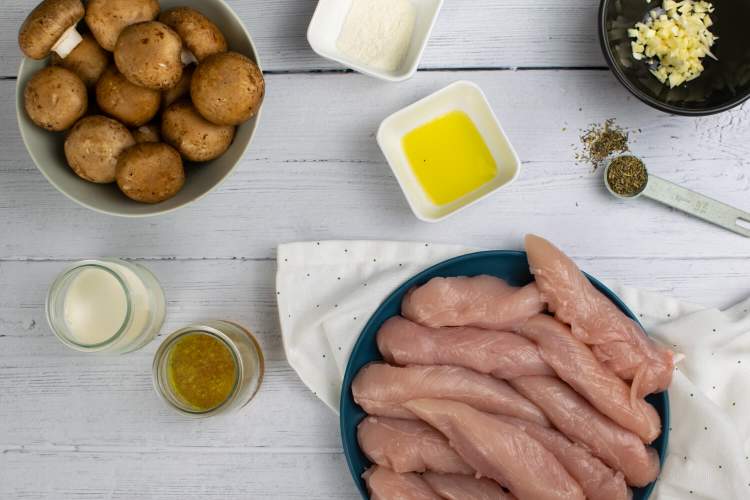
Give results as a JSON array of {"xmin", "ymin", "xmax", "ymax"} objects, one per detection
[
  {"xmin": 46, "ymin": 258, "xmax": 166, "ymax": 354},
  {"xmin": 152, "ymin": 321, "xmax": 264, "ymax": 417}
]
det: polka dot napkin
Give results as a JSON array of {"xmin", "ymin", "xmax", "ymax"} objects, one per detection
[{"xmin": 276, "ymin": 241, "xmax": 750, "ymax": 499}]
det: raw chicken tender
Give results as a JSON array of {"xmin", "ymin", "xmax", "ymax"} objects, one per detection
[
  {"xmin": 357, "ymin": 416, "xmax": 473, "ymax": 475},
  {"xmin": 496, "ymin": 416, "xmax": 630, "ymax": 500},
  {"xmin": 518, "ymin": 314, "xmax": 661, "ymax": 443},
  {"xmin": 511, "ymin": 376, "xmax": 660, "ymax": 487},
  {"xmin": 422, "ymin": 472, "xmax": 516, "ymax": 500},
  {"xmin": 363, "ymin": 466, "xmax": 441, "ymax": 500},
  {"xmin": 377, "ymin": 316, "xmax": 554, "ymax": 379},
  {"xmin": 352, "ymin": 363, "xmax": 549, "ymax": 426},
  {"xmin": 404, "ymin": 399, "xmax": 585, "ymax": 500},
  {"xmin": 401, "ymin": 275, "xmax": 544, "ymax": 331},
  {"xmin": 524, "ymin": 234, "xmax": 673, "ymax": 397}
]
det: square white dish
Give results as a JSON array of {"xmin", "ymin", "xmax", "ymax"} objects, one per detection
[
  {"xmin": 377, "ymin": 81, "xmax": 522, "ymax": 222},
  {"xmin": 307, "ymin": 0, "xmax": 444, "ymax": 82}
]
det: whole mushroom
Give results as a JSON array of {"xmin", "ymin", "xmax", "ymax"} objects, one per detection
[
  {"xmin": 132, "ymin": 123, "xmax": 161, "ymax": 144},
  {"xmin": 114, "ymin": 21, "xmax": 183, "ymax": 90},
  {"xmin": 85, "ymin": 0, "xmax": 160, "ymax": 52},
  {"xmin": 116, "ymin": 143, "xmax": 185, "ymax": 204},
  {"xmin": 96, "ymin": 65, "xmax": 160, "ymax": 127},
  {"xmin": 162, "ymin": 64, "xmax": 194, "ymax": 110},
  {"xmin": 51, "ymin": 34, "xmax": 109, "ymax": 87},
  {"xmin": 18, "ymin": 0, "xmax": 85, "ymax": 60},
  {"xmin": 64, "ymin": 115, "xmax": 135, "ymax": 183},
  {"xmin": 24, "ymin": 66, "xmax": 87, "ymax": 131},
  {"xmin": 191, "ymin": 52, "xmax": 265, "ymax": 126},
  {"xmin": 162, "ymin": 100, "xmax": 235, "ymax": 162},
  {"xmin": 159, "ymin": 7, "xmax": 227, "ymax": 63}
]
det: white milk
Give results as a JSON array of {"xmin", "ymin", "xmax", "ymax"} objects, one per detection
[
  {"xmin": 63, "ymin": 267, "xmax": 128, "ymax": 345},
  {"xmin": 48, "ymin": 259, "xmax": 166, "ymax": 354}
]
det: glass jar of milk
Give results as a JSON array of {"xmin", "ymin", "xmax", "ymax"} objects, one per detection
[{"xmin": 46, "ymin": 259, "xmax": 166, "ymax": 354}]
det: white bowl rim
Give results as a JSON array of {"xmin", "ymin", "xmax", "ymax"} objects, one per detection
[
  {"xmin": 306, "ymin": 0, "xmax": 445, "ymax": 82},
  {"xmin": 376, "ymin": 80, "xmax": 522, "ymax": 223},
  {"xmin": 15, "ymin": 0, "xmax": 264, "ymax": 218}
]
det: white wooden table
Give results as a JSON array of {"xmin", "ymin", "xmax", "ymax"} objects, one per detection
[{"xmin": 1, "ymin": 1, "xmax": 749, "ymax": 498}]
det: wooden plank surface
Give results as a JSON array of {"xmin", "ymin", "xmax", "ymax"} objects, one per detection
[
  {"xmin": 2, "ymin": 0, "xmax": 750, "ymax": 498},
  {"xmin": 0, "ymin": 0, "xmax": 605, "ymax": 77},
  {"xmin": 2, "ymin": 72, "xmax": 749, "ymax": 261}
]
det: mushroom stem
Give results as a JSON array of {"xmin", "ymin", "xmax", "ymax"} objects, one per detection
[
  {"xmin": 51, "ymin": 24, "xmax": 83, "ymax": 59},
  {"xmin": 180, "ymin": 49, "xmax": 197, "ymax": 66}
]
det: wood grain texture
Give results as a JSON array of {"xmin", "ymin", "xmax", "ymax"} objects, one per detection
[
  {"xmin": 3, "ymin": 72, "xmax": 750, "ymax": 260},
  {"xmin": 0, "ymin": 0, "xmax": 605, "ymax": 77},
  {"xmin": 2, "ymin": 1, "xmax": 750, "ymax": 498},
  {"xmin": 0, "ymin": 258, "xmax": 748, "ymax": 453}
]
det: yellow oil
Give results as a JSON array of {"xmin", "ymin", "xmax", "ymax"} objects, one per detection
[{"xmin": 402, "ymin": 111, "xmax": 497, "ymax": 206}]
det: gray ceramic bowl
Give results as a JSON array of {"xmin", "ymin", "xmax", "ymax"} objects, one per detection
[{"xmin": 15, "ymin": 0, "xmax": 263, "ymax": 217}]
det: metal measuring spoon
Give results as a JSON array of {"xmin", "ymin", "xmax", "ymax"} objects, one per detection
[{"xmin": 603, "ymin": 154, "xmax": 750, "ymax": 237}]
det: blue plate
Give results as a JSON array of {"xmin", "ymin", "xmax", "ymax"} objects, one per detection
[{"xmin": 340, "ymin": 250, "xmax": 669, "ymax": 499}]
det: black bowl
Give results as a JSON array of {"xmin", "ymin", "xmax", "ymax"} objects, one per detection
[{"xmin": 599, "ymin": 0, "xmax": 750, "ymax": 116}]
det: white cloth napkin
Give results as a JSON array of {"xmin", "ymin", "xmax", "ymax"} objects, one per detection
[{"xmin": 276, "ymin": 241, "xmax": 750, "ymax": 499}]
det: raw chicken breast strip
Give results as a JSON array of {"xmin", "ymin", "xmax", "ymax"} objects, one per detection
[
  {"xmin": 401, "ymin": 275, "xmax": 544, "ymax": 331},
  {"xmin": 524, "ymin": 234, "xmax": 673, "ymax": 397},
  {"xmin": 404, "ymin": 399, "xmax": 585, "ymax": 500},
  {"xmin": 357, "ymin": 416, "xmax": 474, "ymax": 475},
  {"xmin": 422, "ymin": 472, "xmax": 517, "ymax": 500},
  {"xmin": 495, "ymin": 416, "xmax": 631, "ymax": 500},
  {"xmin": 511, "ymin": 376, "xmax": 660, "ymax": 487},
  {"xmin": 377, "ymin": 316, "xmax": 554, "ymax": 379},
  {"xmin": 352, "ymin": 363, "xmax": 549, "ymax": 426},
  {"xmin": 363, "ymin": 466, "xmax": 442, "ymax": 500},
  {"xmin": 518, "ymin": 314, "xmax": 661, "ymax": 443}
]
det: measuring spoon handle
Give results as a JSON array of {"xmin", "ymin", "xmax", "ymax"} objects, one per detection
[{"xmin": 642, "ymin": 175, "xmax": 750, "ymax": 238}]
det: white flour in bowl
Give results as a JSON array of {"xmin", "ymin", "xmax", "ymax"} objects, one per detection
[{"xmin": 336, "ymin": 0, "xmax": 417, "ymax": 72}]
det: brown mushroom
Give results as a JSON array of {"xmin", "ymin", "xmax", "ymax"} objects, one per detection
[
  {"xmin": 114, "ymin": 21, "xmax": 183, "ymax": 90},
  {"xmin": 85, "ymin": 0, "xmax": 160, "ymax": 52},
  {"xmin": 24, "ymin": 66, "xmax": 87, "ymax": 131},
  {"xmin": 191, "ymin": 52, "xmax": 265, "ymax": 126},
  {"xmin": 18, "ymin": 0, "xmax": 85, "ymax": 60},
  {"xmin": 51, "ymin": 34, "xmax": 109, "ymax": 87},
  {"xmin": 162, "ymin": 100, "xmax": 235, "ymax": 162},
  {"xmin": 162, "ymin": 64, "xmax": 194, "ymax": 110},
  {"xmin": 132, "ymin": 123, "xmax": 161, "ymax": 144},
  {"xmin": 96, "ymin": 65, "xmax": 160, "ymax": 127},
  {"xmin": 64, "ymin": 115, "xmax": 135, "ymax": 183},
  {"xmin": 159, "ymin": 7, "xmax": 228, "ymax": 63},
  {"xmin": 116, "ymin": 143, "xmax": 185, "ymax": 203}
]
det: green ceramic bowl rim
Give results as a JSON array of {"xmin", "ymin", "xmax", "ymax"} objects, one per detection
[{"xmin": 15, "ymin": 0, "xmax": 264, "ymax": 218}]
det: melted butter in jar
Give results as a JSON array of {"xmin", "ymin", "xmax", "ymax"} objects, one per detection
[
  {"xmin": 167, "ymin": 333, "xmax": 238, "ymax": 412},
  {"xmin": 154, "ymin": 321, "xmax": 264, "ymax": 417}
]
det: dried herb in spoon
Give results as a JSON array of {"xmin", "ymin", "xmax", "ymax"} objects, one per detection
[{"xmin": 607, "ymin": 156, "xmax": 648, "ymax": 197}]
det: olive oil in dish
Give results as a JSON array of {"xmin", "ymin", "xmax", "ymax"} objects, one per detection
[{"xmin": 402, "ymin": 111, "xmax": 498, "ymax": 206}]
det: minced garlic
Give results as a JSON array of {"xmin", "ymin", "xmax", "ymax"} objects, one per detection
[{"xmin": 629, "ymin": 0, "xmax": 717, "ymax": 88}]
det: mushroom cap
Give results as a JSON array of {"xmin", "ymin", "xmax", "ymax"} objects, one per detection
[
  {"xmin": 116, "ymin": 142, "xmax": 185, "ymax": 203},
  {"xmin": 96, "ymin": 65, "xmax": 160, "ymax": 127},
  {"xmin": 191, "ymin": 52, "xmax": 265, "ymax": 126},
  {"xmin": 162, "ymin": 64, "xmax": 194, "ymax": 110},
  {"xmin": 51, "ymin": 34, "xmax": 109, "ymax": 87},
  {"xmin": 161, "ymin": 100, "xmax": 235, "ymax": 162},
  {"xmin": 159, "ymin": 7, "xmax": 228, "ymax": 62},
  {"xmin": 132, "ymin": 123, "xmax": 161, "ymax": 144},
  {"xmin": 18, "ymin": 0, "xmax": 84, "ymax": 60},
  {"xmin": 64, "ymin": 115, "xmax": 135, "ymax": 183},
  {"xmin": 85, "ymin": 0, "xmax": 160, "ymax": 52},
  {"xmin": 24, "ymin": 66, "xmax": 87, "ymax": 131},
  {"xmin": 114, "ymin": 21, "xmax": 183, "ymax": 90}
]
